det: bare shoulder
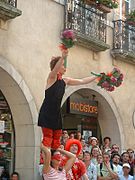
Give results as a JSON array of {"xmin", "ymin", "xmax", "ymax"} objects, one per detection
[{"xmin": 63, "ymin": 77, "xmax": 71, "ymax": 85}]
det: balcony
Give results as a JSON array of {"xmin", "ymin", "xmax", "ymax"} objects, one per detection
[
  {"xmin": 65, "ymin": 0, "xmax": 110, "ymax": 52},
  {"xmin": 0, "ymin": 0, "xmax": 22, "ymax": 21},
  {"xmin": 111, "ymin": 20, "xmax": 135, "ymax": 64}
]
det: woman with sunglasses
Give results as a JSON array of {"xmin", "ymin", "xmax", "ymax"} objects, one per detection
[{"xmin": 40, "ymin": 144, "xmax": 76, "ymax": 179}]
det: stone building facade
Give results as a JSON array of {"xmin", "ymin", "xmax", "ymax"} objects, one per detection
[{"xmin": 0, "ymin": 0, "xmax": 135, "ymax": 179}]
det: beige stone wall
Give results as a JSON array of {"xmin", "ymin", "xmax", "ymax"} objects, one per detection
[{"xmin": 0, "ymin": 0, "xmax": 135, "ymax": 179}]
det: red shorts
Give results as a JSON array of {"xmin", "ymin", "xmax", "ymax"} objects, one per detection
[{"xmin": 42, "ymin": 127, "xmax": 62, "ymax": 149}]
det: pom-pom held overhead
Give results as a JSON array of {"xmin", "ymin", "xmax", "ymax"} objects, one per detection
[
  {"xmin": 60, "ymin": 29, "xmax": 76, "ymax": 50},
  {"xmin": 91, "ymin": 67, "xmax": 124, "ymax": 92},
  {"xmin": 59, "ymin": 29, "xmax": 76, "ymax": 68}
]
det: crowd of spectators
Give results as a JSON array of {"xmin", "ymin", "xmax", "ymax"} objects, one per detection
[{"xmin": 58, "ymin": 130, "xmax": 135, "ymax": 180}]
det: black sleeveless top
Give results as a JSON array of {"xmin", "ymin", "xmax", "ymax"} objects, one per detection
[{"xmin": 38, "ymin": 79, "xmax": 66, "ymax": 130}]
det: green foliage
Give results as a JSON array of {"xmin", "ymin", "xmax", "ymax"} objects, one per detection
[
  {"xmin": 127, "ymin": 10, "xmax": 135, "ymax": 22},
  {"xmin": 81, "ymin": 0, "xmax": 118, "ymax": 9},
  {"xmin": 62, "ymin": 39, "xmax": 75, "ymax": 49},
  {"xmin": 97, "ymin": 0, "xmax": 118, "ymax": 9}
]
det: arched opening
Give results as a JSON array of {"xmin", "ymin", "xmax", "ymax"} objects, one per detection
[
  {"xmin": 0, "ymin": 56, "xmax": 40, "ymax": 179},
  {"xmin": 62, "ymin": 84, "xmax": 124, "ymax": 151},
  {"xmin": 0, "ymin": 90, "xmax": 15, "ymax": 175}
]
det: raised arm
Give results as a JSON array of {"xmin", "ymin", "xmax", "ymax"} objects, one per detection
[
  {"xmin": 57, "ymin": 148, "xmax": 76, "ymax": 173},
  {"xmin": 40, "ymin": 144, "xmax": 51, "ymax": 174},
  {"xmin": 64, "ymin": 76, "xmax": 97, "ymax": 86},
  {"xmin": 105, "ymin": 163, "xmax": 118, "ymax": 179},
  {"xmin": 49, "ymin": 50, "xmax": 68, "ymax": 79}
]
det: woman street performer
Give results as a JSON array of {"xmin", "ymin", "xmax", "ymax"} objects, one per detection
[
  {"xmin": 41, "ymin": 143, "xmax": 76, "ymax": 179},
  {"xmin": 38, "ymin": 49, "xmax": 97, "ymax": 150}
]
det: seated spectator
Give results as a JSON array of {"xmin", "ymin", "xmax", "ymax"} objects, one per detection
[
  {"xmin": 119, "ymin": 163, "xmax": 133, "ymax": 180},
  {"xmin": 11, "ymin": 172, "xmax": 19, "ymax": 180},
  {"xmin": 83, "ymin": 151, "xmax": 97, "ymax": 180},
  {"xmin": 97, "ymin": 152, "xmax": 118, "ymax": 180}
]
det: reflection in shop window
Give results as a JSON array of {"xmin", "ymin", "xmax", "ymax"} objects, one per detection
[{"xmin": 0, "ymin": 90, "xmax": 15, "ymax": 176}]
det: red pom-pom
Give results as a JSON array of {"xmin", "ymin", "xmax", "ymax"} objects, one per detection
[{"xmin": 65, "ymin": 139, "xmax": 82, "ymax": 156}]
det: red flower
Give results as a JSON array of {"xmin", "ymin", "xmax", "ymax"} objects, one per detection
[
  {"xmin": 59, "ymin": 29, "xmax": 76, "ymax": 50},
  {"xmin": 61, "ymin": 29, "xmax": 75, "ymax": 40},
  {"xmin": 92, "ymin": 67, "xmax": 124, "ymax": 92}
]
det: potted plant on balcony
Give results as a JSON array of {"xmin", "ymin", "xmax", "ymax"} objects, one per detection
[
  {"xmin": 81, "ymin": 0, "xmax": 118, "ymax": 13},
  {"xmin": 83, "ymin": 0, "xmax": 97, "ymax": 6},
  {"xmin": 126, "ymin": 10, "xmax": 135, "ymax": 26},
  {"xmin": 96, "ymin": 0, "xmax": 118, "ymax": 13}
]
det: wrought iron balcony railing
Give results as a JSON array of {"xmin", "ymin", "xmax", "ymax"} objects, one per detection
[
  {"xmin": 112, "ymin": 20, "xmax": 135, "ymax": 64},
  {"xmin": 3, "ymin": 0, "xmax": 17, "ymax": 7},
  {"xmin": 65, "ymin": 0, "xmax": 110, "ymax": 51},
  {"xmin": 0, "ymin": 0, "xmax": 22, "ymax": 20}
]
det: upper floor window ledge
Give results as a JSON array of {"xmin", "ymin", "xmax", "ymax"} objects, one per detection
[{"xmin": 0, "ymin": 0, "xmax": 22, "ymax": 21}]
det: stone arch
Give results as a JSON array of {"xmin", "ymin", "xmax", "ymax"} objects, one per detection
[
  {"xmin": 62, "ymin": 83, "xmax": 125, "ymax": 151},
  {"xmin": 0, "ymin": 56, "xmax": 40, "ymax": 179}
]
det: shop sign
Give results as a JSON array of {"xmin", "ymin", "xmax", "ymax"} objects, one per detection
[{"xmin": 67, "ymin": 97, "xmax": 98, "ymax": 117}]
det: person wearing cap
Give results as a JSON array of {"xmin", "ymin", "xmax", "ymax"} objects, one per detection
[
  {"xmin": 119, "ymin": 163, "xmax": 133, "ymax": 180},
  {"xmin": 88, "ymin": 137, "xmax": 98, "ymax": 153},
  {"xmin": 40, "ymin": 143, "xmax": 76, "ymax": 180},
  {"xmin": 65, "ymin": 139, "xmax": 89, "ymax": 180}
]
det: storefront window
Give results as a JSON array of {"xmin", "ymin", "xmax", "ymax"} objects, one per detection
[
  {"xmin": 62, "ymin": 91, "xmax": 102, "ymax": 143},
  {"xmin": 0, "ymin": 90, "xmax": 15, "ymax": 176}
]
